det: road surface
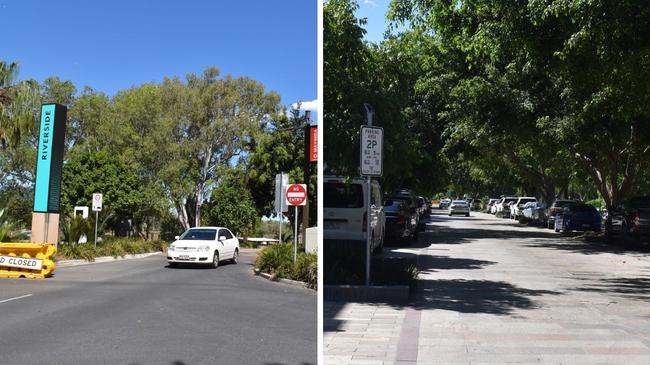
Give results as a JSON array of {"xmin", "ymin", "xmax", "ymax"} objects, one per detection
[
  {"xmin": 0, "ymin": 250, "xmax": 316, "ymax": 365},
  {"xmin": 325, "ymin": 209, "xmax": 650, "ymax": 364}
]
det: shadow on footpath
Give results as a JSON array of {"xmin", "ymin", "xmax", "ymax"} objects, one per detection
[
  {"xmin": 324, "ymin": 211, "xmax": 567, "ymax": 333},
  {"xmin": 567, "ymin": 276, "xmax": 650, "ymax": 301}
]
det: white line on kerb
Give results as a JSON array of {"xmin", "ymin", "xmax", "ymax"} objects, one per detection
[{"xmin": 0, "ymin": 294, "xmax": 33, "ymax": 304}]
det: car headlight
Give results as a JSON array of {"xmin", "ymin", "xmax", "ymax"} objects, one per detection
[
  {"xmin": 198, "ymin": 245, "xmax": 210, "ymax": 252},
  {"xmin": 169, "ymin": 244, "xmax": 175, "ymax": 251}
]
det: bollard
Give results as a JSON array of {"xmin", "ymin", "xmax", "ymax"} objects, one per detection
[{"xmin": 0, "ymin": 243, "xmax": 56, "ymax": 279}]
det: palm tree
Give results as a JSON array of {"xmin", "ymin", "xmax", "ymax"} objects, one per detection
[{"xmin": 0, "ymin": 61, "xmax": 38, "ymax": 150}]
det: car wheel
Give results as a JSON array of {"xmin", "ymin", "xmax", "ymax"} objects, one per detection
[
  {"xmin": 374, "ymin": 228, "xmax": 385, "ymax": 253},
  {"xmin": 212, "ymin": 251, "xmax": 220, "ymax": 269},
  {"xmin": 465, "ymin": 213, "xmax": 470, "ymax": 217},
  {"xmin": 231, "ymin": 249, "xmax": 239, "ymax": 264}
]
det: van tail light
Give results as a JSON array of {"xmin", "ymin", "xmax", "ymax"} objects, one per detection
[
  {"xmin": 398, "ymin": 214, "xmax": 406, "ymax": 225},
  {"xmin": 632, "ymin": 212, "xmax": 640, "ymax": 226},
  {"xmin": 362, "ymin": 212, "xmax": 367, "ymax": 232}
]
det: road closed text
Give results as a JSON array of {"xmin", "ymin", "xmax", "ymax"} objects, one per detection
[{"xmin": 0, "ymin": 255, "xmax": 43, "ymax": 270}]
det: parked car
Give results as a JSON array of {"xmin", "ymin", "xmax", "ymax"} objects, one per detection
[
  {"xmin": 606, "ymin": 196, "xmax": 650, "ymax": 243},
  {"xmin": 417, "ymin": 196, "xmax": 428, "ymax": 218},
  {"xmin": 510, "ymin": 197, "xmax": 537, "ymax": 221},
  {"xmin": 439, "ymin": 198, "xmax": 451, "ymax": 210},
  {"xmin": 470, "ymin": 198, "xmax": 481, "ymax": 211},
  {"xmin": 521, "ymin": 202, "xmax": 548, "ymax": 225},
  {"xmin": 384, "ymin": 198, "xmax": 417, "ymax": 243},
  {"xmin": 323, "ymin": 176, "xmax": 385, "ymax": 253},
  {"xmin": 496, "ymin": 197, "xmax": 518, "ymax": 217},
  {"xmin": 486, "ymin": 198, "xmax": 499, "ymax": 213},
  {"xmin": 448, "ymin": 200, "xmax": 470, "ymax": 217},
  {"xmin": 554, "ymin": 204, "xmax": 601, "ymax": 234},
  {"xmin": 167, "ymin": 227, "xmax": 239, "ymax": 268},
  {"xmin": 547, "ymin": 199, "xmax": 579, "ymax": 229},
  {"xmin": 387, "ymin": 193, "xmax": 420, "ymax": 239}
]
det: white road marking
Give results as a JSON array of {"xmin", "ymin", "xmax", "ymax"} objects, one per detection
[{"xmin": 0, "ymin": 294, "xmax": 33, "ymax": 304}]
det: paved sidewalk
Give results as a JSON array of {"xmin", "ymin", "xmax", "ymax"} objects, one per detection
[{"xmin": 324, "ymin": 211, "xmax": 650, "ymax": 365}]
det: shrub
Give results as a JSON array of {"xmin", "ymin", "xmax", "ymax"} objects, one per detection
[
  {"xmin": 293, "ymin": 252, "xmax": 317, "ymax": 289},
  {"xmin": 55, "ymin": 238, "xmax": 167, "ymax": 261},
  {"xmin": 255, "ymin": 243, "xmax": 318, "ymax": 289}
]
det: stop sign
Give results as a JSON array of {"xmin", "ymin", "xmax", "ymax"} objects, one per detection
[{"xmin": 285, "ymin": 184, "xmax": 307, "ymax": 206}]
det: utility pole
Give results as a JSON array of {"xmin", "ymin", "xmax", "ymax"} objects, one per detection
[{"xmin": 302, "ymin": 110, "xmax": 312, "ymax": 248}]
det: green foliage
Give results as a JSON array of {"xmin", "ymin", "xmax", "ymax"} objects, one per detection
[
  {"xmin": 255, "ymin": 243, "xmax": 317, "ymax": 289},
  {"xmin": 0, "ymin": 208, "xmax": 26, "ymax": 242},
  {"xmin": 202, "ymin": 175, "xmax": 259, "ymax": 236},
  {"xmin": 56, "ymin": 238, "xmax": 167, "ymax": 261},
  {"xmin": 61, "ymin": 149, "xmax": 151, "ymax": 235},
  {"xmin": 60, "ymin": 215, "xmax": 92, "ymax": 244}
]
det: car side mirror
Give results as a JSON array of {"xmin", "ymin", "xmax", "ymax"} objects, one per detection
[
  {"xmin": 219, "ymin": 236, "xmax": 227, "ymax": 241},
  {"xmin": 174, "ymin": 235, "xmax": 180, "ymax": 240}
]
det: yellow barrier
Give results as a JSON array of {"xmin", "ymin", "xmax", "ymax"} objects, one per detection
[{"xmin": 0, "ymin": 243, "xmax": 56, "ymax": 279}]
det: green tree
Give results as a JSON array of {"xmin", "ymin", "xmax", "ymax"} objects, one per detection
[
  {"xmin": 61, "ymin": 149, "xmax": 151, "ymax": 237},
  {"xmin": 202, "ymin": 177, "xmax": 259, "ymax": 237}
]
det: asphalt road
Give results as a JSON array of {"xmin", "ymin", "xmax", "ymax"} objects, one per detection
[{"xmin": 0, "ymin": 249, "xmax": 316, "ymax": 365}]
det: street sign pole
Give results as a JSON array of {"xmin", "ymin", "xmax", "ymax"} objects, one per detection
[
  {"xmin": 92, "ymin": 193, "xmax": 103, "ymax": 249},
  {"xmin": 294, "ymin": 205, "xmax": 298, "ymax": 263},
  {"xmin": 94, "ymin": 211, "xmax": 98, "ymax": 250},
  {"xmin": 363, "ymin": 103, "xmax": 374, "ymax": 286},
  {"xmin": 285, "ymin": 183, "xmax": 307, "ymax": 263}
]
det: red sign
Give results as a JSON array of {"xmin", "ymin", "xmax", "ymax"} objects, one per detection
[
  {"xmin": 309, "ymin": 126, "xmax": 317, "ymax": 163},
  {"xmin": 285, "ymin": 184, "xmax": 307, "ymax": 206}
]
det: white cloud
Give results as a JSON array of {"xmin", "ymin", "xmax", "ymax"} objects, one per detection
[
  {"xmin": 291, "ymin": 99, "xmax": 318, "ymax": 111},
  {"xmin": 364, "ymin": 0, "xmax": 377, "ymax": 8}
]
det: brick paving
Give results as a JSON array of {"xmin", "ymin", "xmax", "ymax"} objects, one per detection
[{"xmin": 324, "ymin": 211, "xmax": 650, "ymax": 364}]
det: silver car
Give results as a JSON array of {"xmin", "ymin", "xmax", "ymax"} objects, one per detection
[{"xmin": 449, "ymin": 200, "xmax": 470, "ymax": 217}]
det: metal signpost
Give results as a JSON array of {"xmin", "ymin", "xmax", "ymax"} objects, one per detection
[
  {"xmin": 285, "ymin": 184, "xmax": 307, "ymax": 262},
  {"xmin": 92, "ymin": 193, "xmax": 103, "ymax": 249},
  {"xmin": 275, "ymin": 173, "xmax": 289, "ymax": 242},
  {"xmin": 361, "ymin": 103, "xmax": 383, "ymax": 286}
]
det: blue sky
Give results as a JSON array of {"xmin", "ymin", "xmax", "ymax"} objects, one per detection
[
  {"xmin": 0, "ymin": 0, "xmax": 317, "ymax": 111},
  {"xmin": 355, "ymin": 0, "xmax": 392, "ymax": 44}
]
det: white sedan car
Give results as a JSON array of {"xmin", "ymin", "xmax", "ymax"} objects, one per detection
[
  {"xmin": 448, "ymin": 200, "xmax": 470, "ymax": 217},
  {"xmin": 167, "ymin": 227, "xmax": 239, "ymax": 268}
]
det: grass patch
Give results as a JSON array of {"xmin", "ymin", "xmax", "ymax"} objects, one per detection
[
  {"xmin": 55, "ymin": 238, "xmax": 168, "ymax": 261},
  {"xmin": 255, "ymin": 243, "xmax": 317, "ymax": 289}
]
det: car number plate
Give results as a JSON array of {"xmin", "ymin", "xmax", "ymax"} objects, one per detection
[{"xmin": 179, "ymin": 254, "xmax": 190, "ymax": 260}]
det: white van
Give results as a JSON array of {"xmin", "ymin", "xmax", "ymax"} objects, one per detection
[{"xmin": 323, "ymin": 176, "xmax": 385, "ymax": 253}]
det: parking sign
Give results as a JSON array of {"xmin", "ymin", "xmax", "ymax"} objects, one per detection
[{"xmin": 360, "ymin": 126, "xmax": 383, "ymax": 176}]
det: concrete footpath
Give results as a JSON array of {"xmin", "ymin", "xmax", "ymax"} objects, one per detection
[{"xmin": 324, "ymin": 211, "xmax": 650, "ymax": 365}]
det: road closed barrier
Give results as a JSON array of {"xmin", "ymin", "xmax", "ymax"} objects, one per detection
[{"xmin": 0, "ymin": 243, "xmax": 56, "ymax": 279}]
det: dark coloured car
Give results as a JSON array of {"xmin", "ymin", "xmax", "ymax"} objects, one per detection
[
  {"xmin": 606, "ymin": 196, "xmax": 650, "ymax": 243},
  {"xmin": 387, "ymin": 193, "xmax": 420, "ymax": 237},
  {"xmin": 384, "ymin": 198, "xmax": 416, "ymax": 243},
  {"xmin": 521, "ymin": 202, "xmax": 547, "ymax": 225},
  {"xmin": 547, "ymin": 200, "xmax": 579, "ymax": 229},
  {"xmin": 554, "ymin": 204, "xmax": 601, "ymax": 234}
]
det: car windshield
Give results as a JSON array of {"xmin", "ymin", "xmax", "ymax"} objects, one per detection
[
  {"xmin": 504, "ymin": 198, "xmax": 517, "ymax": 203},
  {"xmin": 629, "ymin": 197, "xmax": 650, "ymax": 208},
  {"xmin": 570, "ymin": 205, "xmax": 597, "ymax": 213},
  {"xmin": 554, "ymin": 200, "xmax": 576, "ymax": 207},
  {"xmin": 384, "ymin": 200, "xmax": 403, "ymax": 212},
  {"xmin": 325, "ymin": 182, "xmax": 363, "ymax": 208},
  {"xmin": 519, "ymin": 198, "xmax": 536, "ymax": 204},
  {"xmin": 180, "ymin": 229, "xmax": 217, "ymax": 240}
]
